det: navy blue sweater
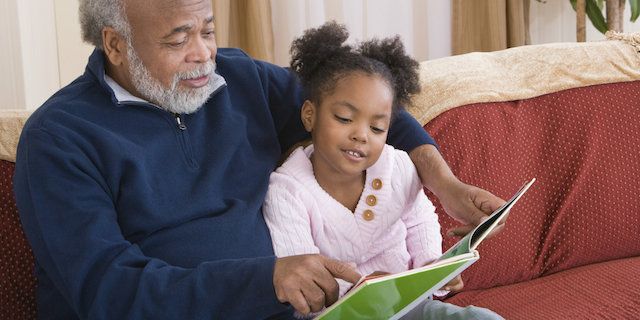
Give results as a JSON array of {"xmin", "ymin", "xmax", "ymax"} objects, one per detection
[{"xmin": 13, "ymin": 49, "xmax": 434, "ymax": 319}]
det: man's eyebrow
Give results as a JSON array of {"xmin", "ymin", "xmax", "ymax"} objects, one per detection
[
  {"xmin": 162, "ymin": 16, "xmax": 215, "ymax": 39},
  {"xmin": 162, "ymin": 24, "xmax": 193, "ymax": 39}
]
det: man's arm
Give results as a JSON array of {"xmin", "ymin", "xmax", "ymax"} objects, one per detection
[
  {"xmin": 387, "ymin": 111, "xmax": 505, "ymax": 236},
  {"xmin": 409, "ymin": 144, "xmax": 505, "ymax": 236},
  {"xmin": 14, "ymin": 128, "xmax": 286, "ymax": 319},
  {"xmin": 255, "ymin": 60, "xmax": 309, "ymax": 153}
]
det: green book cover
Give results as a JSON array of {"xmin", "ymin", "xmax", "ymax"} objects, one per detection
[
  {"xmin": 316, "ymin": 254, "xmax": 478, "ymax": 319},
  {"xmin": 316, "ymin": 178, "xmax": 536, "ymax": 320}
]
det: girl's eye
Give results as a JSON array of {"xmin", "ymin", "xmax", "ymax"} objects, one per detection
[
  {"xmin": 334, "ymin": 115, "xmax": 351, "ymax": 123},
  {"xmin": 371, "ymin": 126, "xmax": 386, "ymax": 134}
]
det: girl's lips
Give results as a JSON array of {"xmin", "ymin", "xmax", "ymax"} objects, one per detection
[
  {"xmin": 182, "ymin": 75, "xmax": 210, "ymax": 88},
  {"xmin": 342, "ymin": 149, "xmax": 366, "ymax": 162}
]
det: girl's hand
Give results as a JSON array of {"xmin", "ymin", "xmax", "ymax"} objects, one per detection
[{"xmin": 441, "ymin": 275, "xmax": 464, "ymax": 292}]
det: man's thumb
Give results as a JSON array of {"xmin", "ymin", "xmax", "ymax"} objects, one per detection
[{"xmin": 322, "ymin": 257, "xmax": 361, "ymax": 284}]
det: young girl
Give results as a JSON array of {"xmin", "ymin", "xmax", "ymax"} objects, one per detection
[{"xmin": 263, "ymin": 22, "xmax": 502, "ymax": 320}]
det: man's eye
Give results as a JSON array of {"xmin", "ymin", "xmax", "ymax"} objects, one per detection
[
  {"xmin": 168, "ymin": 40, "xmax": 186, "ymax": 48},
  {"xmin": 203, "ymin": 30, "xmax": 216, "ymax": 38},
  {"xmin": 334, "ymin": 115, "xmax": 351, "ymax": 123}
]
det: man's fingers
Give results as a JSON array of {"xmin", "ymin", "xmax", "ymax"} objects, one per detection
[
  {"xmin": 321, "ymin": 256, "xmax": 361, "ymax": 284},
  {"xmin": 467, "ymin": 208, "xmax": 488, "ymax": 226},
  {"xmin": 474, "ymin": 188, "xmax": 506, "ymax": 213},
  {"xmin": 273, "ymin": 255, "xmax": 360, "ymax": 312},
  {"xmin": 301, "ymin": 284, "xmax": 326, "ymax": 313},
  {"xmin": 467, "ymin": 187, "xmax": 506, "ymax": 225},
  {"xmin": 311, "ymin": 271, "xmax": 340, "ymax": 306},
  {"xmin": 288, "ymin": 291, "xmax": 311, "ymax": 316},
  {"xmin": 447, "ymin": 224, "xmax": 474, "ymax": 237}
]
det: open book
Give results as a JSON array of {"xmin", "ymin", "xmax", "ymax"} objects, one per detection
[{"xmin": 316, "ymin": 178, "xmax": 536, "ymax": 320}]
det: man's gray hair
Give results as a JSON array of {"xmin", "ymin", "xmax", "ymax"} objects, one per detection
[{"xmin": 79, "ymin": 0, "xmax": 131, "ymax": 49}]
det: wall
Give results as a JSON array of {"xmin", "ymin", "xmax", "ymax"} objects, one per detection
[
  {"xmin": 54, "ymin": 0, "xmax": 95, "ymax": 88},
  {"xmin": 2, "ymin": 1, "xmax": 640, "ymax": 110},
  {"xmin": 0, "ymin": 0, "xmax": 59, "ymax": 110},
  {"xmin": 269, "ymin": 0, "xmax": 450, "ymax": 66},
  {"xmin": 0, "ymin": 0, "xmax": 24, "ymax": 110},
  {"xmin": 0, "ymin": 0, "xmax": 92, "ymax": 111}
]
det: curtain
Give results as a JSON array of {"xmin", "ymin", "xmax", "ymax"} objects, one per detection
[
  {"xmin": 452, "ymin": 0, "xmax": 530, "ymax": 55},
  {"xmin": 269, "ymin": 0, "xmax": 436, "ymax": 66},
  {"xmin": 212, "ymin": 0, "xmax": 275, "ymax": 62}
]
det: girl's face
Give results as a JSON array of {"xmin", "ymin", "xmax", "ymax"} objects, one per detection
[{"xmin": 302, "ymin": 73, "xmax": 393, "ymax": 181}]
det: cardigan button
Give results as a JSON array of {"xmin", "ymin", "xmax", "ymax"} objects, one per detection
[
  {"xmin": 366, "ymin": 195, "xmax": 377, "ymax": 206},
  {"xmin": 372, "ymin": 178, "xmax": 383, "ymax": 190},
  {"xmin": 363, "ymin": 210, "xmax": 375, "ymax": 221}
]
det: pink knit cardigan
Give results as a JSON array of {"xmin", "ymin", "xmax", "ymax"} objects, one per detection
[{"xmin": 263, "ymin": 144, "xmax": 442, "ymax": 295}]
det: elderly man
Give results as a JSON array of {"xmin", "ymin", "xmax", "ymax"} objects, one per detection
[{"xmin": 14, "ymin": 0, "xmax": 504, "ymax": 319}]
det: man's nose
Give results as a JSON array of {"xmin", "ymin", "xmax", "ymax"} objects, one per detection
[{"xmin": 186, "ymin": 36, "xmax": 214, "ymax": 63}]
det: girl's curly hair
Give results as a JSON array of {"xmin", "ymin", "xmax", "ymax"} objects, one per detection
[{"xmin": 290, "ymin": 21, "xmax": 420, "ymax": 110}]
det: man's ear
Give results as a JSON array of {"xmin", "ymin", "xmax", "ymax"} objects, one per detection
[
  {"xmin": 102, "ymin": 27, "xmax": 127, "ymax": 66},
  {"xmin": 301, "ymin": 100, "xmax": 316, "ymax": 132}
]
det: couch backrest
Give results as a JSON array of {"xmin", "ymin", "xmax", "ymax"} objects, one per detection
[{"xmin": 425, "ymin": 80, "xmax": 640, "ymax": 291}]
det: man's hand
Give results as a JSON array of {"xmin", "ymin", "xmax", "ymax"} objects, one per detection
[
  {"xmin": 273, "ymin": 254, "xmax": 361, "ymax": 316},
  {"xmin": 438, "ymin": 180, "xmax": 505, "ymax": 237},
  {"xmin": 409, "ymin": 145, "xmax": 505, "ymax": 237}
]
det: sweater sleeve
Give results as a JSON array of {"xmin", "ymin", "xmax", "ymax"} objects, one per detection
[
  {"xmin": 263, "ymin": 173, "xmax": 357, "ymax": 298},
  {"xmin": 254, "ymin": 60, "xmax": 309, "ymax": 153},
  {"xmin": 254, "ymin": 60, "xmax": 436, "ymax": 154},
  {"xmin": 13, "ymin": 128, "xmax": 286, "ymax": 319},
  {"xmin": 387, "ymin": 110, "xmax": 437, "ymax": 152},
  {"xmin": 393, "ymin": 150, "xmax": 443, "ymax": 268},
  {"xmin": 262, "ymin": 176, "xmax": 320, "ymax": 257}
]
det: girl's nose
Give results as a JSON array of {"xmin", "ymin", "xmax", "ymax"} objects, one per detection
[{"xmin": 350, "ymin": 126, "xmax": 368, "ymax": 143}]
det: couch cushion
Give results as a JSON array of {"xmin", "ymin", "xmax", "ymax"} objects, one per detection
[
  {"xmin": 445, "ymin": 256, "xmax": 640, "ymax": 320},
  {"xmin": 0, "ymin": 160, "xmax": 36, "ymax": 319},
  {"xmin": 424, "ymin": 80, "xmax": 640, "ymax": 291}
]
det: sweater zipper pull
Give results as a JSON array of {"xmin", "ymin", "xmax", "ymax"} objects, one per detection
[{"xmin": 174, "ymin": 113, "xmax": 187, "ymax": 131}]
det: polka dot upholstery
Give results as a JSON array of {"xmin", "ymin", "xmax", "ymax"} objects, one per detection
[
  {"xmin": 0, "ymin": 160, "xmax": 36, "ymax": 319},
  {"xmin": 446, "ymin": 256, "xmax": 640, "ymax": 319},
  {"xmin": 424, "ymin": 80, "xmax": 640, "ymax": 318}
]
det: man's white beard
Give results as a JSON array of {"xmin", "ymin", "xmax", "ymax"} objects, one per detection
[{"xmin": 127, "ymin": 44, "xmax": 216, "ymax": 114}]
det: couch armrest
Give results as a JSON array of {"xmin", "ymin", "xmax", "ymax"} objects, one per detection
[{"xmin": 0, "ymin": 110, "xmax": 32, "ymax": 163}]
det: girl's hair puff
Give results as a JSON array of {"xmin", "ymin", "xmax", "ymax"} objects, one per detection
[
  {"xmin": 290, "ymin": 21, "xmax": 420, "ymax": 111},
  {"xmin": 358, "ymin": 37, "xmax": 420, "ymax": 108}
]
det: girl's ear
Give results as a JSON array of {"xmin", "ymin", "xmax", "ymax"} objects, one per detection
[{"xmin": 301, "ymin": 100, "xmax": 316, "ymax": 132}]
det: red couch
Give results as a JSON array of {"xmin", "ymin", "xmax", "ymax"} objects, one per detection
[
  {"xmin": 411, "ymin": 37, "xmax": 640, "ymax": 319},
  {"xmin": 2, "ymin": 37, "xmax": 640, "ymax": 319},
  {"xmin": 0, "ymin": 111, "xmax": 35, "ymax": 319}
]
